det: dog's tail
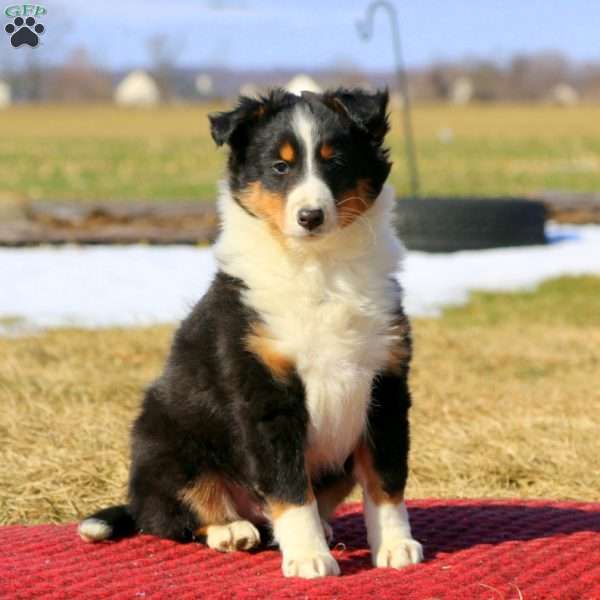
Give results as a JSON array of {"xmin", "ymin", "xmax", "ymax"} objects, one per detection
[{"xmin": 78, "ymin": 505, "xmax": 137, "ymax": 542}]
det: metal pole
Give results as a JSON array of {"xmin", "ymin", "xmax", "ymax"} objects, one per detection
[{"xmin": 357, "ymin": 1, "xmax": 420, "ymax": 198}]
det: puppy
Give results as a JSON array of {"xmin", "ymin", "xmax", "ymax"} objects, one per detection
[{"xmin": 79, "ymin": 88, "xmax": 423, "ymax": 578}]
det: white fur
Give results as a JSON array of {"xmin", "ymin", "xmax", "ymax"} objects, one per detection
[
  {"xmin": 362, "ymin": 495, "xmax": 423, "ymax": 568},
  {"xmin": 78, "ymin": 518, "xmax": 112, "ymax": 542},
  {"xmin": 205, "ymin": 519, "xmax": 261, "ymax": 552},
  {"xmin": 272, "ymin": 500, "xmax": 339, "ymax": 578},
  {"xmin": 283, "ymin": 108, "xmax": 336, "ymax": 237},
  {"xmin": 215, "ymin": 181, "xmax": 403, "ymax": 474},
  {"xmin": 294, "ymin": 106, "xmax": 316, "ymax": 176}
]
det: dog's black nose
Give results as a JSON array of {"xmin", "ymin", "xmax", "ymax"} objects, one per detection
[{"xmin": 297, "ymin": 208, "xmax": 324, "ymax": 231}]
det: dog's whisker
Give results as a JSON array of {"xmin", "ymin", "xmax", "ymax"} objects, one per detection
[
  {"xmin": 337, "ymin": 196, "xmax": 370, "ymax": 208},
  {"xmin": 332, "ymin": 208, "xmax": 378, "ymax": 245}
]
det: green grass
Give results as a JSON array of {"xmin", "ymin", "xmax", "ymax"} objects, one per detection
[
  {"xmin": 1, "ymin": 103, "xmax": 599, "ymax": 202},
  {"xmin": 442, "ymin": 277, "xmax": 600, "ymax": 328},
  {"xmin": 0, "ymin": 138, "xmax": 218, "ymax": 200}
]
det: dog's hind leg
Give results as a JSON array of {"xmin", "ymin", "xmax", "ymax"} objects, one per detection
[{"xmin": 180, "ymin": 474, "xmax": 261, "ymax": 552}]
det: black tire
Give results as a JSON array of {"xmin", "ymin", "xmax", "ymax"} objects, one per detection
[{"xmin": 395, "ymin": 197, "xmax": 547, "ymax": 253}]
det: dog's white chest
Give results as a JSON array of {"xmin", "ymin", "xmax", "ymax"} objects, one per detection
[{"xmin": 263, "ymin": 277, "xmax": 395, "ymax": 471}]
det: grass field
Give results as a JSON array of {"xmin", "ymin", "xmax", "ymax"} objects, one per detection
[
  {"xmin": 1, "ymin": 276, "xmax": 599, "ymax": 525},
  {"xmin": 1, "ymin": 103, "xmax": 600, "ymax": 202}
]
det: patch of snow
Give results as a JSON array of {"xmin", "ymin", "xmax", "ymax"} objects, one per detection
[
  {"xmin": 401, "ymin": 224, "xmax": 600, "ymax": 316},
  {"xmin": 1, "ymin": 224, "xmax": 599, "ymax": 333}
]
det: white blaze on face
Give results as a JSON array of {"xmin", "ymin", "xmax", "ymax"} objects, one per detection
[{"xmin": 284, "ymin": 107, "xmax": 336, "ymax": 237}]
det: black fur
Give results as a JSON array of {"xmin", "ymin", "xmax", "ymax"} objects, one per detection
[
  {"xmin": 87, "ymin": 505, "xmax": 137, "ymax": 539},
  {"xmin": 368, "ymin": 372, "xmax": 411, "ymax": 495}
]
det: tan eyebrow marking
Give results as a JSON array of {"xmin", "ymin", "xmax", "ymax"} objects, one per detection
[
  {"xmin": 319, "ymin": 143, "xmax": 334, "ymax": 160},
  {"xmin": 279, "ymin": 142, "xmax": 295, "ymax": 162}
]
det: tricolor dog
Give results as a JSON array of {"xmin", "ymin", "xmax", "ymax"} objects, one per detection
[{"xmin": 80, "ymin": 88, "xmax": 423, "ymax": 578}]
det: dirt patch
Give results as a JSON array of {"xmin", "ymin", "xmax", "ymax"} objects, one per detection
[
  {"xmin": 536, "ymin": 191, "xmax": 600, "ymax": 224},
  {"xmin": 1, "ymin": 192, "xmax": 599, "ymax": 246},
  {"xmin": 0, "ymin": 201, "xmax": 220, "ymax": 246}
]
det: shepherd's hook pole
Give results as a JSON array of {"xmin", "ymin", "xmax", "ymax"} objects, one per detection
[{"xmin": 357, "ymin": 1, "xmax": 420, "ymax": 198}]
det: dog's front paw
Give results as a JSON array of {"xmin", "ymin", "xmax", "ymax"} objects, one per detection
[
  {"xmin": 373, "ymin": 538, "xmax": 423, "ymax": 569},
  {"xmin": 282, "ymin": 551, "xmax": 340, "ymax": 578}
]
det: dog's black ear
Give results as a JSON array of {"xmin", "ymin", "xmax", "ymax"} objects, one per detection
[
  {"xmin": 322, "ymin": 88, "xmax": 390, "ymax": 144},
  {"xmin": 209, "ymin": 89, "xmax": 295, "ymax": 147},
  {"xmin": 209, "ymin": 96, "xmax": 264, "ymax": 147}
]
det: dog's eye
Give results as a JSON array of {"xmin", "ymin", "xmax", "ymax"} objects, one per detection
[
  {"xmin": 272, "ymin": 161, "xmax": 290, "ymax": 175},
  {"xmin": 323, "ymin": 154, "xmax": 346, "ymax": 169}
]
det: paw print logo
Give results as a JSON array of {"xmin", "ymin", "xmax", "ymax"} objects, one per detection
[{"xmin": 5, "ymin": 16, "xmax": 45, "ymax": 48}]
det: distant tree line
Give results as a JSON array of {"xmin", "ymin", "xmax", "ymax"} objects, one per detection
[
  {"xmin": 413, "ymin": 51, "xmax": 598, "ymax": 102},
  {"xmin": 1, "ymin": 46, "xmax": 598, "ymax": 104}
]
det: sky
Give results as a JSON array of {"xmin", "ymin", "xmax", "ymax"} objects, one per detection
[{"xmin": 6, "ymin": 0, "xmax": 600, "ymax": 71}]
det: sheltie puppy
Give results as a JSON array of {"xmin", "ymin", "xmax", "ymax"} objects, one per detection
[{"xmin": 79, "ymin": 88, "xmax": 423, "ymax": 578}]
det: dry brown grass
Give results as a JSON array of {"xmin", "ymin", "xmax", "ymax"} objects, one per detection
[{"xmin": 1, "ymin": 276, "xmax": 599, "ymax": 525}]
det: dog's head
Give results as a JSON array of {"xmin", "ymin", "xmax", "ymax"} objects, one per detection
[{"xmin": 210, "ymin": 88, "xmax": 391, "ymax": 239}]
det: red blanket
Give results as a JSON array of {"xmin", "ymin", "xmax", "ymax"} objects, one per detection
[{"xmin": 2, "ymin": 499, "xmax": 599, "ymax": 599}]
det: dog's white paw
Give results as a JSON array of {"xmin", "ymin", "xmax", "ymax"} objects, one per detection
[
  {"xmin": 282, "ymin": 551, "xmax": 340, "ymax": 578},
  {"xmin": 373, "ymin": 538, "xmax": 423, "ymax": 569},
  {"xmin": 205, "ymin": 520, "xmax": 260, "ymax": 552}
]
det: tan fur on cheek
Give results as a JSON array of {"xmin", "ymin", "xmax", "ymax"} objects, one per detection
[
  {"xmin": 336, "ymin": 179, "xmax": 375, "ymax": 228},
  {"xmin": 239, "ymin": 182, "xmax": 286, "ymax": 233},
  {"xmin": 354, "ymin": 441, "xmax": 404, "ymax": 506},
  {"xmin": 245, "ymin": 323, "xmax": 294, "ymax": 381}
]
